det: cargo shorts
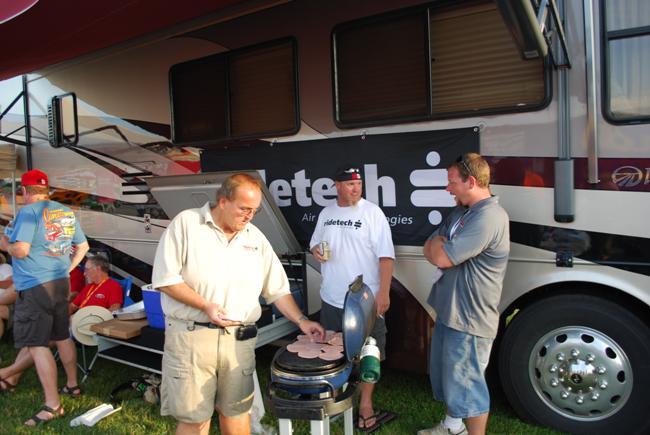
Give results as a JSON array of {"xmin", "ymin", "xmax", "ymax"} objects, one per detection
[{"xmin": 160, "ymin": 318, "xmax": 257, "ymax": 423}]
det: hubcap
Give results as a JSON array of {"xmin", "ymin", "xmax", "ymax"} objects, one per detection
[{"xmin": 529, "ymin": 326, "xmax": 632, "ymax": 421}]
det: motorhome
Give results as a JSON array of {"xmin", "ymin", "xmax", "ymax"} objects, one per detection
[{"xmin": 0, "ymin": 1, "xmax": 648, "ymax": 434}]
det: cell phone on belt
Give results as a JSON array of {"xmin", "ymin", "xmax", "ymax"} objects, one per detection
[{"xmin": 236, "ymin": 324, "xmax": 258, "ymax": 341}]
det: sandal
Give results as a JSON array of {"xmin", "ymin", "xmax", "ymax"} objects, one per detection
[
  {"xmin": 356, "ymin": 409, "xmax": 398, "ymax": 433},
  {"xmin": 60, "ymin": 384, "xmax": 83, "ymax": 397},
  {"xmin": 24, "ymin": 404, "xmax": 65, "ymax": 427},
  {"xmin": 0, "ymin": 377, "xmax": 17, "ymax": 394}
]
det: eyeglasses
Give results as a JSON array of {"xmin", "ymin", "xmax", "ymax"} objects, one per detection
[
  {"xmin": 456, "ymin": 155, "xmax": 474, "ymax": 178},
  {"xmin": 237, "ymin": 205, "xmax": 260, "ymax": 216}
]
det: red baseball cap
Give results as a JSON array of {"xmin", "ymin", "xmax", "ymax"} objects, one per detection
[{"xmin": 21, "ymin": 169, "xmax": 49, "ymax": 187}]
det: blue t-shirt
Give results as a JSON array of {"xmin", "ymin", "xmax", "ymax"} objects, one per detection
[{"xmin": 9, "ymin": 200, "xmax": 86, "ymax": 291}]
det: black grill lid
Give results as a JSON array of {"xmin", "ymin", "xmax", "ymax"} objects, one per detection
[{"xmin": 273, "ymin": 345, "xmax": 345, "ymax": 373}]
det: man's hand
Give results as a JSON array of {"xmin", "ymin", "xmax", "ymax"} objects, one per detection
[
  {"xmin": 311, "ymin": 246, "xmax": 327, "ymax": 263},
  {"xmin": 203, "ymin": 301, "xmax": 239, "ymax": 327},
  {"xmin": 299, "ymin": 319, "xmax": 325, "ymax": 342},
  {"xmin": 375, "ymin": 289, "xmax": 390, "ymax": 317}
]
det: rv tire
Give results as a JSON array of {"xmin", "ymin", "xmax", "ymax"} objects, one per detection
[{"xmin": 498, "ymin": 293, "xmax": 650, "ymax": 435}]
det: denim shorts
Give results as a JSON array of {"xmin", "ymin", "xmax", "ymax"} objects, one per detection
[{"xmin": 429, "ymin": 322, "xmax": 493, "ymax": 418}]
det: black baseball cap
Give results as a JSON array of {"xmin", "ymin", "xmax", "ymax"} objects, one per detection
[{"xmin": 334, "ymin": 165, "xmax": 362, "ymax": 181}]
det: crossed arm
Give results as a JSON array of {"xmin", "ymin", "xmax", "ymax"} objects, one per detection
[{"xmin": 423, "ymin": 235, "xmax": 453, "ymax": 269}]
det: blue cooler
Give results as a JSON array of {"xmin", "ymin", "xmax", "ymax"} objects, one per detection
[{"xmin": 142, "ymin": 287, "xmax": 165, "ymax": 329}]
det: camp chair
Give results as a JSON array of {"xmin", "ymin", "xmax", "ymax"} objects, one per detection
[
  {"xmin": 58, "ymin": 276, "xmax": 135, "ymax": 382},
  {"xmin": 77, "ymin": 276, "xmax": 135, "ymax": 382},
  {"xmin": 114, "ymin": 276, "xmax": 134, "ymax": 307}
]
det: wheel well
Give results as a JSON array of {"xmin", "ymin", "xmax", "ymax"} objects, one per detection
[{"xmin": 499, "ymin": 281, "xmax": 650, "ymax": 334}]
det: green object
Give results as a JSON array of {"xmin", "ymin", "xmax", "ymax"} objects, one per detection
[{"xmin": 360, "ymin": 337, "xmax": 381, "ymax": 383}]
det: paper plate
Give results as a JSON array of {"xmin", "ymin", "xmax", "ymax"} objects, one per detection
[{"xmin": 70, "ymin": 306, "xmax": 113, "ymax": 346}]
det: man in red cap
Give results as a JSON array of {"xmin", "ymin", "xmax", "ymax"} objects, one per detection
[{"xmin": 0, "ymin": 169, "xmax": 89, "ymax": 426}]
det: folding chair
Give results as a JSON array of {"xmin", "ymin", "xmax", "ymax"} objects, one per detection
[
  {"xmin": 114, "ymin": 276, "xmax": 134, "ymax": 307},
  {"xmin": 72, "ymin": 276, "xmax": 135, "ymax": 382}
]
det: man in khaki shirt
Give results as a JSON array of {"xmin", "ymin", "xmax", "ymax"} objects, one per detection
[{"xmin": 152, "ymin": 173, "xmax": 324, "ymax": 435}]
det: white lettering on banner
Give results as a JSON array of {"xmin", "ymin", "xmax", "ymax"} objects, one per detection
[
  {"xmin": 291, "ymin": 170, "xmax": 312, "ymax": 207},
  {"xmin": 364, "ymin": 164, "xmax": 396, "ymax": 206},
  {"xmin": 312, "ymin": 178, "xmax": 336, "ymax": 206},
  {"xmin": 255, "ymin": 154, "xmax": 455, "ymax": 226},
  {"xmin": 269, "ymin": 179, "xmax": 292, "ymax": 206}
]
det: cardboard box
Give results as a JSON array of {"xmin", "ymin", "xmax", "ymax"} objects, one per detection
[{"xmin": 91, "ymin": 318, "xmax": 149, "ymax": 339}]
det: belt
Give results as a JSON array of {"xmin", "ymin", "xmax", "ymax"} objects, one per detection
[{"xmin": 193, "ymin": 321, "xmax": 223, "ymax": 330}]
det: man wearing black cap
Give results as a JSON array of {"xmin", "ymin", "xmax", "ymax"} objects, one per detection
[
  {"xmin": 309, "ymin": 165, "xmax": 395, "ymax": 431},
  {"xmin": 0, "ymin": 169, "xmax": 89, "ymax": 426}
]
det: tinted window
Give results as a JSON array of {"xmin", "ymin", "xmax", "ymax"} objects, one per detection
[
  {"xmin": 333, "ymin": 1, "xmax": 547, "ymax": 127},
  {"xmin": 170, "ymin": 39, "xmax": 298, "ymax": 143}
]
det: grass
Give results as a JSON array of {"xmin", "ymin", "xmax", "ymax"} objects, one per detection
[{"xmin": 0, "ymin": 336, "xmax": 563, "ymax": 434}]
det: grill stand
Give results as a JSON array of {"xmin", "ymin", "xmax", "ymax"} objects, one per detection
[{"xmin": 267, "ymin": 378, "xmax": 356, "ymax": 435}]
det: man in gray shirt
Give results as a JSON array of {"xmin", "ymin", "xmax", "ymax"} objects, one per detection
[{"xmin": 419, "ymin": 153, "xmax": 509, "ymax": 435}]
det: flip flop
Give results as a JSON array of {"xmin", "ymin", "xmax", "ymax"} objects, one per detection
[
  {"xmin": 24, "ymin": 404, "xmax": 65, "ymax": 427},
  {"xmin": 356, "ymin": 410, "xmax": 398, "ymax": 433},
  {"xmin": 0, "ymin": 377, "xmax": 16, "ymax": 394}
]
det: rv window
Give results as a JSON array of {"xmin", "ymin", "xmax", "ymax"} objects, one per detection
[
  {"xmin": 170, "ymin": 39, "xmax": 298, "ymax": 144},
  {"xmin": 332, "ymin": 1, "xmax": 547, "ymax": 128},
  {"xmin": 229, "ymin": 41, "xmax": 297, "ymax": 136},
  {"xmin": 333, "ymin": 11, "xmax": 430, "ymax": 126},
  {"xmin": 429, "ymin": 2, "xmax": 544, "ymax": 114},
  {"xmin": 170, "ymin": 56, "xmax": 228, "ymax": 143},
  {"xmin": 602, "ymin": 0, "xmax": 650, "ymax": 123}
]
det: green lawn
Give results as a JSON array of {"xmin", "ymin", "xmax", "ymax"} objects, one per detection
[{"xmin": 0, "ymin": 338, "xmax": 562, "ymax": 434}]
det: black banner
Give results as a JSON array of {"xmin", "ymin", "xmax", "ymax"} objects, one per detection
[{"xmin": 201, "ymin": 128, "xmax": 478, "ymax": 247}]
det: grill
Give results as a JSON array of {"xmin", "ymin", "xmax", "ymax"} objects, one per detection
[{"xmin": 267, "ymin": 276, "xmax": 375, "ymax": 429}]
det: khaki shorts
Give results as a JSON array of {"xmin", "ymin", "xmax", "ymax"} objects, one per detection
[{"xmin": 161, "ymin": 318, "xmax": 257, "ymax": 423}]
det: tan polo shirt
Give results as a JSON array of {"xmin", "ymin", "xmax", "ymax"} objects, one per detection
[{"xmin": 151, "ymin": 202, "xmax": 290, "ymax": 323}]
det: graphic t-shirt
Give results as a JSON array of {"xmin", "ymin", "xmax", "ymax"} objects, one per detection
[
  {"xmin": 10, "ymin": 200, "xmax": 86, "ymax": 290},
  {"xmin": 310, "ymin": 198, "xmax": 394, "ymax": 308}
]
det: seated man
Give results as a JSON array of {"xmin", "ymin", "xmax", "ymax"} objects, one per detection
[
  {"xmin": 0, "ymin": 255, "xmax": 123, "ymax": 394},
  {"xmin": 69, "ymin": 255, "xmax": 123, "ymax": 314}
]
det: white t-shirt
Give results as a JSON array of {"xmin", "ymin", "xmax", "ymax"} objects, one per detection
[{"xmin": 310, "ymin": 198, "xmax": 394, "ymax": 308}]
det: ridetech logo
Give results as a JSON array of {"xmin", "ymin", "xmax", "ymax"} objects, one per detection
[{"xmin": 611, "ymin": 166, "xmax": 649, "ymax": 188}]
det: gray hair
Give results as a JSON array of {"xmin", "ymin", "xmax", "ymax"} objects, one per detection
[{"xmin": 86, "ymin": 254, "xmax": 110, "ymax": 273}]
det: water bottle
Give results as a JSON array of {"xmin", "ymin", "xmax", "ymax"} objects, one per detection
[{"xmin": 359, "ymin": 337, "xmax": 381, "ymax": 383}]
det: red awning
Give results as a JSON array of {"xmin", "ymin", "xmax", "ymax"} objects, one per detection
[{"xmin": 0, "ymin": 0, "xmax": 249, "ymax": 81}]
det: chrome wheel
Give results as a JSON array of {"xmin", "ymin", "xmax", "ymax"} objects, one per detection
[{"xmin": 529, "ymin": 326, "xmax": 632, "ymax": 421}]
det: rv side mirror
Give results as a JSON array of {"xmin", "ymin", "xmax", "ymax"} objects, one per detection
[{"xmin": 48, "ymin": 93, "xmax": 79, "ymax": 147}]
